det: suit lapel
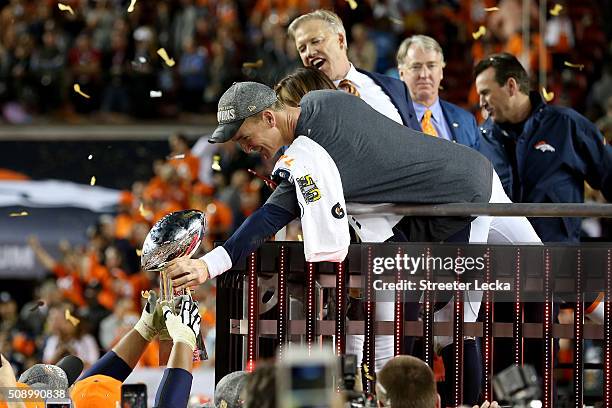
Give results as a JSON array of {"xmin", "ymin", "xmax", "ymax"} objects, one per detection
[
  {"xmin": 440, "ymin": 100, "xmax": 459, "ymax": 142},
  {"xmin": 356, "ymin": 68, "xmax": 420, "ymax": 130}
]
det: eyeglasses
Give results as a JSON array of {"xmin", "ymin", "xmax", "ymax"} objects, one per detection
[{"xmin": 402, "ymin": 62, "xmax": 442, "ymax": 73}]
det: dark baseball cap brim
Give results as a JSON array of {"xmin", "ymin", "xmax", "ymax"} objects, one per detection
[{"xmin": 209, "ymin": 119, "xmax": 245, "ymax": 144}]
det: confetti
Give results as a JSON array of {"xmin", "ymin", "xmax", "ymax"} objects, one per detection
[
  {"xmin": 564, "ymin": 61, "xmax": 585, "ymax": 71},
  {"xmin": 90, "ymin": 176, "xmax": 96, "ymax": 186},
  {"xmin": 157, "ymin": 48, "xmax": 175, "ymax": 67},
  {"xmin": 88, "ymin": 154, "xmax": 93, "ymax": 160},
  {"xmin": 211, "ymin": 154, "xmax": 221, "ymax": 171},
  {"xmin": 57, "ymin": 3, "xmax": 75, "ymax": 15},
  {"xmin": 388, "ymin": 17, "xmax": 404, "ymax": 26},
  {"xmin": 297, "ymin": 234, "xmax": 303, "ymax": 241},
  {"xmin": 29, "ymin": 300, "xmax": 45, "ymax": 312},
  {"xmin": 139, "ymin": 203, "xmax": 153, "ymax": 218},
  {"xmin": 472, "ymin": 25, "xmax": 486, "ymax": 40},
  {"xmin": 65, "ymin": 309, "xmax": 80, "ymax": 326},
  {"xmin": 9, "ymin": 211, "xmax": 28, "ymax": 217},
  {"xmin": 346, "ymin": 0, "xmax": 357, "ymax": 10},
  {"xmin": 141, "ymin": 290, "xmax": 150, "ymax": 299},
  {"xmin": 149, "ymin": 90, "xmax": 162, "ymax": 98},
  {"xmin": 362, "ymin": 363, "xmax": 376, "ymax": 381},
  {"xmin": 73, "ymin": 84, "xmax": 90, "ymax": 99},
  {"xmin": 550, "ymin": 4, "xmax": 563, "ymax": 16},
  {"xmin": 242, "ymin": 59, "xmax": 264, "ymax": 69},
  {"xmin": 167, "ymin": 153, "xmax": 185, "ymax": 160},
  {"xmin": 136, "ymin": 248, "xmax": 143, "ymax": 256},
  {"xmin": 484, "ymin": 6, "xmax": 499, "ymax": 11},
  {"xmin": 127, "ymin": 0, "xmax": 137, "ymax": 13},
  {"xmin": 542, "ymin": 87, "xmax": 555, "ymax": 102}
]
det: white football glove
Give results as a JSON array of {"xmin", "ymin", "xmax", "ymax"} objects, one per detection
[{"xmin": 162, "ymin": 295, "xmax": 201, "ymax": 351}]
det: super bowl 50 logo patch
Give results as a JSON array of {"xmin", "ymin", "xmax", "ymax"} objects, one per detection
[{"xmin": 296, "ymin": 174, "xmax": 321, "ymax": 203}]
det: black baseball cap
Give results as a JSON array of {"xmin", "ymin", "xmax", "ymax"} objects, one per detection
[{"xmin": 209, "ymin": 82, "xmax": 278, "ymax": 144}]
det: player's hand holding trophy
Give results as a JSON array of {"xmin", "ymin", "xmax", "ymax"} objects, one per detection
[{"xmin": 141, "ymin": 209, "xmax": 209, "ymax": 362}]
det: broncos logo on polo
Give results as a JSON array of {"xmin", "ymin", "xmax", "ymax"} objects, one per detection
[{"xmin": 534, "ymin": 141, "xmax": 556, "ymax": 153}]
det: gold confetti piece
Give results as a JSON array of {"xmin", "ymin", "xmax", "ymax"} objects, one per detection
[
  {"xmin": 242, "ymin": 59, "xmax": 264, "ymax": 69},
  {"xmin": 472, "ymin": 25, "xmax": 486, "ymax": 40},
  {"xmin": 127, "ymin": 0, "xmax": 137, "ymax": 13},
  {"xmin": 362, "ymin": 363, "xmax": 376, "ymax": 381},
  {"xmin": 139, "ymin": 203, "xmax": 153, "ymax": 218},
  {"xmin": 149, "ymin": 90, "xmax": 162, "ymax": 98},
  {"xmin": 87, "ymin": 154, "xmax": 93, "ymax": 160},
  {"xmin": 73, "ymin": 84, "xmax": 90, "ymax": 99},
  {"xmin": 157, "ymin": 48, "xmax": 175, "ymax": 67},
  {"xmin": 564, "ymin": 61, "xmax": 585, "ymax": 71},
  {"xmin": 65, "ymin": 309, "xmax": 80, "ymax": 326},
  {"xmin": 90, "ymin": 176, "xmax": 96, "ymax": 186},
  {"xmin": 211, "ymin": 155, "xmax": 222, "ymax": 171},
  {"xmin": 167, "ymin": 153, "xmax": 185, "ymax": 160},
  {"xmin": 550, "ymin": 3, "xmax": 563, "ymax": 16},
  {"xmin": 9, "ymin": 211, "xmax": 28, "ymax": 217},
  {"xmin": 388, "ymin": 17, "xmax": 404, "ymax": 26},
  {"xmin": 484, "ymin": 6, "xmax": 499, "ymax": 11},
  {"xmin": 297, "ymin": 234, "xmax": 303, "ymax": 242},
  {"xmin": 346, "ymin": 0, "xmax": 357, "ymax": 9},
  {"xmin": 141, "ymin": 290, "xmax": 150, "ymax": 299},
  {"xmin": 542, "ymin": 87, "xmax": 555, "ymax": 102},
  {"xmin": 136, "ymin": 248, "xmax": 143, "ymax": 256},
  {"xmin": 57, "ymin": 3, "xmax": 75, "ymax": 15}
]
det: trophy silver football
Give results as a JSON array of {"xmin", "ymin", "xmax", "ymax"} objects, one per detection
[{"xmin": 141, "ymin": 209, "xmax": 209, "ymax": 361}]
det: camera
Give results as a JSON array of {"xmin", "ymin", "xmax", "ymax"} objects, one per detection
[
  {"xmin": 277, "ymin": 346, "xmax": 336, "ymax": 408},
  {"xmin": 493, "ymin": 364, "xmax": 541, "ymax": 407},
  {"xmin": 340, "ymin": 354, "xmax": 376, "ymax": 408},
  {"xmin": 121, "ymin": 383, "xmax": 148, "ymax": 408},
  {"xmin": 45, "ymin": 401, "xmax": 72, "ymax": 408}
]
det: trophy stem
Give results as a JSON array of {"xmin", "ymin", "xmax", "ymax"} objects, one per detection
[{"xmin": 158, "ymin": 271, "xmax": 208, "ymax": 362}]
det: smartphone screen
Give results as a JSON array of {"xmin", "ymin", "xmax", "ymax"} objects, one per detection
[
  {"xmin": 121, "ymin": 383, "xmax": 147, "ymax": 408},
  {"xmin": 46, "ymin": 402, "xmax": 72, "ymax": 408}
]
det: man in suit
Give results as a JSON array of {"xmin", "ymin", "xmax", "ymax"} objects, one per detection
[
  {"xmin": 396, "ymin": 34, "xmax": 479, "ymax": 149},
  {"xmin": 396, "ymin": 34, "xmax": 482, "ymax": 406},
  {"xmin": 287, "ymin": 9, "xmax": 421, "ymax": 131},
  {"xmin": 287, "ymin": 9, "xmax": 422, "ymax": 378}
]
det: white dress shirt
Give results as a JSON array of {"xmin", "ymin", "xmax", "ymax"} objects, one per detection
[{"xmin": 334, "ymin": 64, "xmax": 404, "ymax": 125}]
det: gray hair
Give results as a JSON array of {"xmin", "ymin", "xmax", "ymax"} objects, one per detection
[
  {"xmin": 397, "ymin": 34, "xmax": 445, "ymax": 67},
  {"xmin": 288, "ymin": 9, "xmax": 347, "ymax": 41}
]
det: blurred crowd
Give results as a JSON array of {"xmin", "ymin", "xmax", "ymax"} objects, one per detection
[
  {"xmin": 0, "ymin": 131, "xmax": 271, "ymax": 375},
  {"xmin": 0, "ymin": 0, "xmax": 610, "ymax": 125}
]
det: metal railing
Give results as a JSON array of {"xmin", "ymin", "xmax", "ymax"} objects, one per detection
[{"xmin": 215, "ymin": 203, "xmax": 612, "ymax": 407}]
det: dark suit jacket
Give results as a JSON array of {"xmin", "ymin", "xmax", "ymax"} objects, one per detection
[
  {"xmin": 439, "ymin": 99, "xmax": 480, "ymax": 149},
  {"xmin": 357, "ymin": 68, "xmax": 422, "ymax": 131}
]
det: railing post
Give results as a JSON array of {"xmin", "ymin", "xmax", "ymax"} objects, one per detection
[
  {"xmin": 423, "ymin": 247, "xmax": 435, "ymax": 368},
  {"xmin": 482, "ymin": 247, "xmax": 494, "ymax": 402},
  {"xmin": 394, "ymin": 246, "xmax": 404, "ymax": 356},
  {"xmin": 334, "ymin": 260, "xmax": 347, "ymax": 356},
  {"xmin": 364, "ymin": 245, "xmax": 376, "ymax": 394},
  {"xmin": 604, "ymin": 249, "xmax": 612, "ymax": 407},
  {"xmin": 573, "ymin": 250, "xmax": 584, "ymax": 408},
  {"xmin": 305, "ymin": 261, "xmax": 318, "ymax": 355},
  {"xmin": 513, "ymin": 248, "xmax": 524, "ymax": 367},
  {"xmin": 246, "ymin": 251, "xmax": 259, "ymax": 372},
  {"xmin": 543, "ymin": 249, "xmax": 554, "ymax": 408},
  {"xmin": 452, "ymin": 248, "xmax": 464, "ymax": 407},
  {"xmin": 277, "ymin": 246, "xmax": 289, "ymax": 361}
]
